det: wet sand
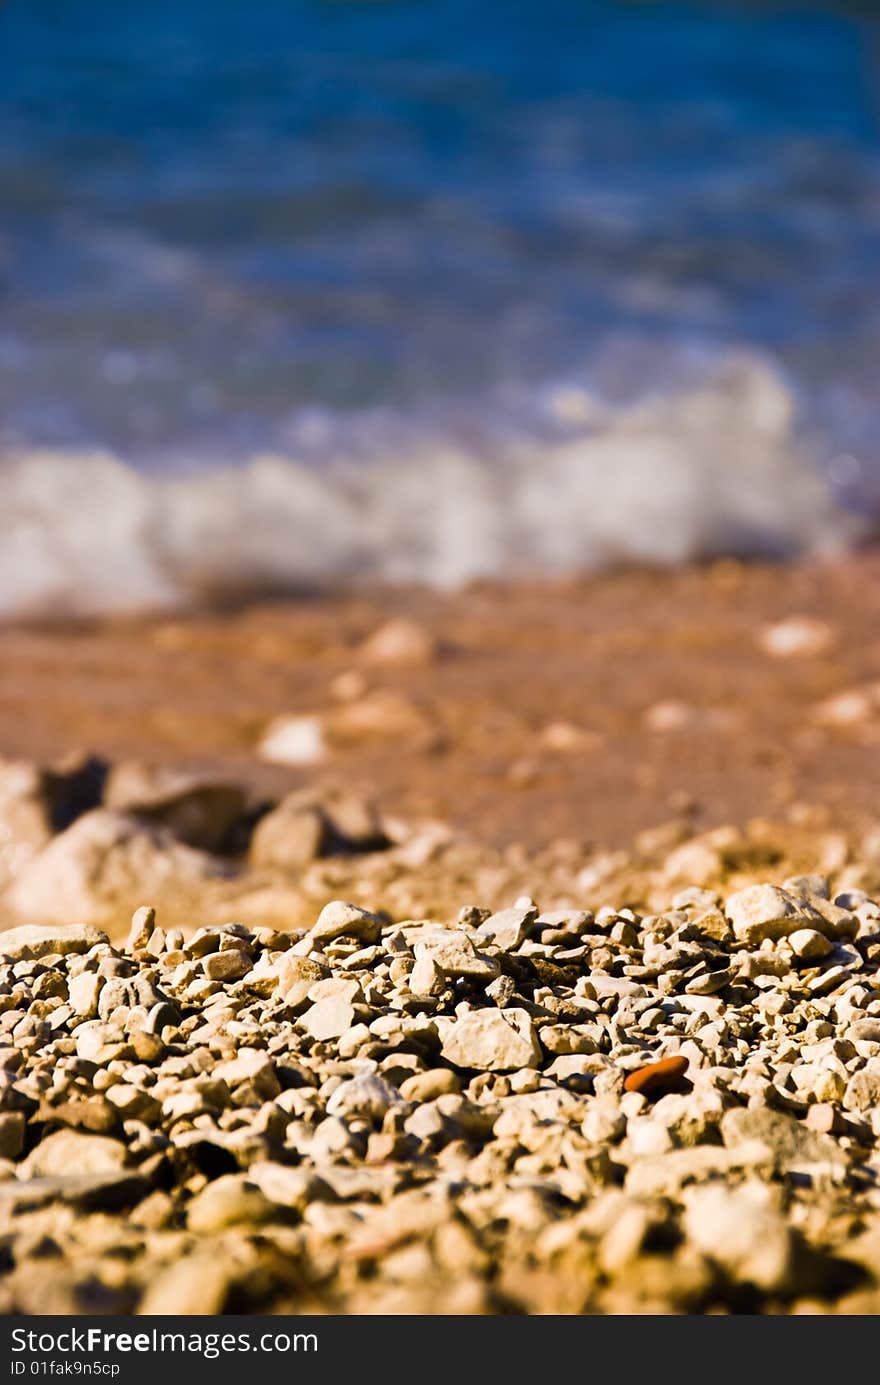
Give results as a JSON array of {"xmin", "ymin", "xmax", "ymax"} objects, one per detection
[{"xmin": 3, "ymin": 554, "xmax": 880, "ymax": 855}]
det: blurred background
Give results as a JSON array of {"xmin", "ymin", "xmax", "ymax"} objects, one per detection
[{"xmin": 1, "ymin": 0, "xmax": 878, "ymax": 615}]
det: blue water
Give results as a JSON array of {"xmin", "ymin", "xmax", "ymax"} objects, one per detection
[{"xmin": 0, "ymin": 1, "xmax": 879, "ymax": 611}]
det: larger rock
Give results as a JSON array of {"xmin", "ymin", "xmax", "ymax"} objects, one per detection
[
  {"xmin": 104, "ymin": 763, "xmax": 246, "ymax": 852},
  {"xmin": 186, "ymin": 1174, "xmax": 281, "ymax": 1231},
  {"xmin": 721, "ymin": 1106, "xmax": 847, "ymax": 1178},
  {"xmin": 310, "ymin": 900, "xmax": 381, "ymax": 945},
  {"xmin": 249, "ymin": 799, "xmax": 329, "ymax": 872},
  {"xmin": 5, "ymin": 810, "xmax": 225, "ymax": 926},
  {"xmin": 0, "ymin": 922, "xmax": 108, "ymax": 960},
  {"xmin": 440, "ymin": 1007, "xmax": 540, "ymax": 1072},
  {"xmin": 724, "ymin": 884, "xmax": 805, "ymax": 945},
  {"xmin": 20, "ymin": 1130, "xmax": 127, "ymax": 1179},
  {"xmin": 682, "ymin": 1184, "xmax": 798, "ymax": 1293},
  {"xmin": 413, "ymin": 930, "xmax": 500, "ymax": 982}
]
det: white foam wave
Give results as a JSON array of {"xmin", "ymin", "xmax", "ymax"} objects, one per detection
[{"xmin": 0, "ymin": 354, "xmax": 859, "ymax": 618}]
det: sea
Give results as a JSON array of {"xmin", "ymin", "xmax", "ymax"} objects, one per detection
[{"xmin": 1, "ymin": 0, "xmax": 879, "ymax": 613}]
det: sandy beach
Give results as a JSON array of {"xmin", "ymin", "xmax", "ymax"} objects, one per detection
[{"xmin": 4, "ymin": 555, "xmax": 880, "ymax": 857}]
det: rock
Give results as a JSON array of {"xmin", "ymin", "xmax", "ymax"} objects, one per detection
[
  {"xmin": 204, "ymin": 949, "xmax": 251, "ymax": 982},
  {"xmin": 187, "ymin": 1174, "xmax": 282, "ymax": 1232},
  {"xmin": 249, "ymin": 800, "xmax": 329, "ymax": 872},
  {"xmin": 440, "ymin": 1008, "xmax": 541, "ymax": 1072},
  {"xmin": 625, "ymin": 1143, "xmax": 773, "ymax": 1197},
  {"xmin": 326, "ymin": 1074, "xmax": 402, "ymax": 1121},
  {"xmin": 399, "ymin": 1069, "xmax": 460, "ymax": 1102},
  {"xmin": 127, "ymin": 906, "xmax": 156, "ymax": 955},
  {"xmin": 310, "ymin": 900, "xmax": 382, "ymax": 945},
  {"xmin": 5, "ymin": 810, "xmax": 224, "ymax": 926},
  {"xmin": 789, "ymin": 928, "xmax": 833, "ymax": 961},
  {"xmin": 843, "ymin": 1062, "xmax": 880, "ymax": 1113},
  {"xmin": 358, "ymin": 617, "xmax": 437, "ymax": 666},
  {"xmin": 302, "ymin": 996, "xmax": 357, "ymax": 1041},
  {"xmin": 623, "ymin": 1055, "xmax": 689, "ymax": 1098},
  {"xmin": 476, "ymin": 906, "xmax": 536, "ymax": 951},
  {"xmin": 0, "ymin": 761, "xmax": 54, "ymax": 882},
  {"xmin": 725, "ymin": 884, "xmax": 805, "ymax": 945},
  {"xmin": 814, "ymin": 685, "xmax": 880, "ymax": 727},
  {"xmin": 0, "ymin": 922, "xmax": 108, "ymax": 960},
  {"xmin": 139, "ymin": 1253, "xmax": 234, "ymax": 1316},
  {"xmin": 721, "ymin": 1107, "xmax": 847, "ymax": 1177},
  {"xmin": 758, "ymin": 617, "xmax": 833, "ymax": 660},
  {"xmin": 34, "ymin": 1098, "xmax": 121, "ymax": 1136},
  {"xmin": 409, "ymin": 956, "xmax": 445, "ymax": 997},
  {"xmin": 804, "ymin": 1104, "xmax": 845, "ymax": 1135},
  {"xmin": 682, "ymin": 1184, "xmax": 798, "ymax": 1293},
  {"xmin": 274, "ymin": 954, "xmax": 329, "ymax": 1007},
  {"xmin": 20, "ymin": 1130, "xmax": 127, "ymax": 1179},
  {"xmin": 1, "ymin": 1171, "xmax": 149, "ymax": 1214},
  {"xmin": 413, "ymin": 931, "xmax": 500, "ymax": 982},
  {"xmin": 258, "ymin": 715, "xmax": 325, "ymax": 767},
  {"xmin": 104, "ymin": 763, "xmax": 246, "ymax": 852},
  {"xmin": 246, "ymin": 1162, "xmax": 333, "ymax": 1210}
]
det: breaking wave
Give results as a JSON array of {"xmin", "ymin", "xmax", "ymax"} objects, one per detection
[{"xmin": 0, "ymin": 354, "xmax": 861, "ymax": 619}]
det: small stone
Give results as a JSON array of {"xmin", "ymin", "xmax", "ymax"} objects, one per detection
[
  {"xmin": 258, "ymin": 714, "xmax": 325, "ymax": 767},
  {"xmin": 104, "ymin": 1084, "xmax": 162, "ymax": 1123},
  {"xmin": 0, "ymin": 924, "xmax": 109, "ymax": 961},
  {"xmin": 311, "ymin": 900, "xmax": 382, "ymax": 945},
  {"xmin": 843, "ymin": 1062, "xmax": 880, "ymax": 1113},
  {"xmin": 476, "ymin": 906, "xmax": 535, "ymax": 951},
  {"xmin": 203, "ymin": 950, "xmax": 251, "ymax": 982},
  {"xmin": 789, "ymin": 929, "xmax": 834, "ymax": 961},
  {"xmin": 758, "ymin": 617, "xmax": 832, "ymax": 660},
  {"xmin": 130, "ymin": 1030, "xmax": 165, "ymax": 1063},
  {"xmin": 721, "ymin": 1107, "xmax": 846, "ymax": 1177},
  {"xmin": 623, "ymin": 1055, "xmax": 689, "ymax": 1098},
  {"xmin": 128, "ymin": 907, "xmax": 156, "ymax": 955},
  {"xmin": 274, "ymin": 954, "xmax": 329, "ymax": 1007},
  {"xmin": 302, "ymin": 996, "xmax": 357, "ymax": 1041},
  {"xmin": 249, "ymin": 800, "xmax": 329, "ymax": 872},
  {"xmin": 485, "ymin": 974, "xmax": 517, "ymax": 1007},
  {"xmin": 725, "ymin": 884, "xmax": 803, "ymax": 945},
  {"xmin": 413, "ymin": 931, "xmax": 500, "ymax": 981},
  {"xmin": 139, "ymin": 1253, "xmax": 233, "ymax": 1316},
  {"xmin": 409, "ymin": 956, "xmax": 445, "ymax": 997},
  {"xmin": 359, "ymin": 617, "xmax": 436, "ymax": 666},
  {"xmin": 440, "ymin": 1008, "xmax": 541, "ymax": 1072},
  {"xmin": 399, "ymin": 1069, "xmax": 460, "ymax": 1102},
  {"xmin": 682, "ymin": 1183, "xmax": 798, "ymax": 1293},
  {"xmin": 187, "ymin": 1174, "xmax": 281, "ymax": 1232},
  {"xmin": 326, "ymin": 1074, "xmax": 402, "ymax": 1121},
  {"xmin": 805, "ymin": 1104, "xmax": 845, "ymax": 1135},
  {"xmin": 21, "ymin": 1130, "xmax": 127, "ymax": 1179},
  {"xmin": 67, "ymin": 971, "xmax": 103, "ymax": 1018},
  {"xmin": 35, "ymin": 1098, "xmax": 121, "ymax": 1136}
]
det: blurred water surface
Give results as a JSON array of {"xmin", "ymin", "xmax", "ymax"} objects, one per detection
[{"xmin": 1, "ymin": 1, "xmax": 878, "ymax": 611}]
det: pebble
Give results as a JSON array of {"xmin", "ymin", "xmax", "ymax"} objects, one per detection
[
  {"xmin": 0, "ymin": 923, "xmax": 109, "ymax": 961},
  {"xmin": 1, "ymin": 854, "xmax": 880, "ymax": 1316},
  {"xmin": 310, "ymin": 900, "xmax": 382, "ymax": 945},
  {"xmin": 440, "ymin": 1007, "xmax": 541, "ymax": 1072},
  {"xmin": 623, "ymin": 1055, "xmax": 689, "ymax": 1098}
]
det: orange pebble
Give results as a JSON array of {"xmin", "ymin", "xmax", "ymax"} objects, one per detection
[{"xmin": 623, "ymin": 1054, "xmax": 689, "ymax": 1097}]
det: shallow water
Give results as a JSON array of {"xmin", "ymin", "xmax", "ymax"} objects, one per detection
[{"xmin": 1, "ymin": 0, "xmax": 878, "ymax": 612}]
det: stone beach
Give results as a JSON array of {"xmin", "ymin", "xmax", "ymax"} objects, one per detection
[
  {"xmin": 2, "ymin": 561, "xmax": 880, "ymax": 1314},
  {"xmin": 2, "ymin": 824, "xmax": 880, "ymax": 1312}
]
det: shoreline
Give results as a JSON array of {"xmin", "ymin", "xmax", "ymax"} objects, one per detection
[{"xmin": 2, "ymin": 553, "xmax": 879, "ymax": 855}]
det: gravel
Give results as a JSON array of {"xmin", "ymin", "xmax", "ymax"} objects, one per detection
[{"xmin": 1, "ymin": 872, "xmax": 880, "ymax": 1315}]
